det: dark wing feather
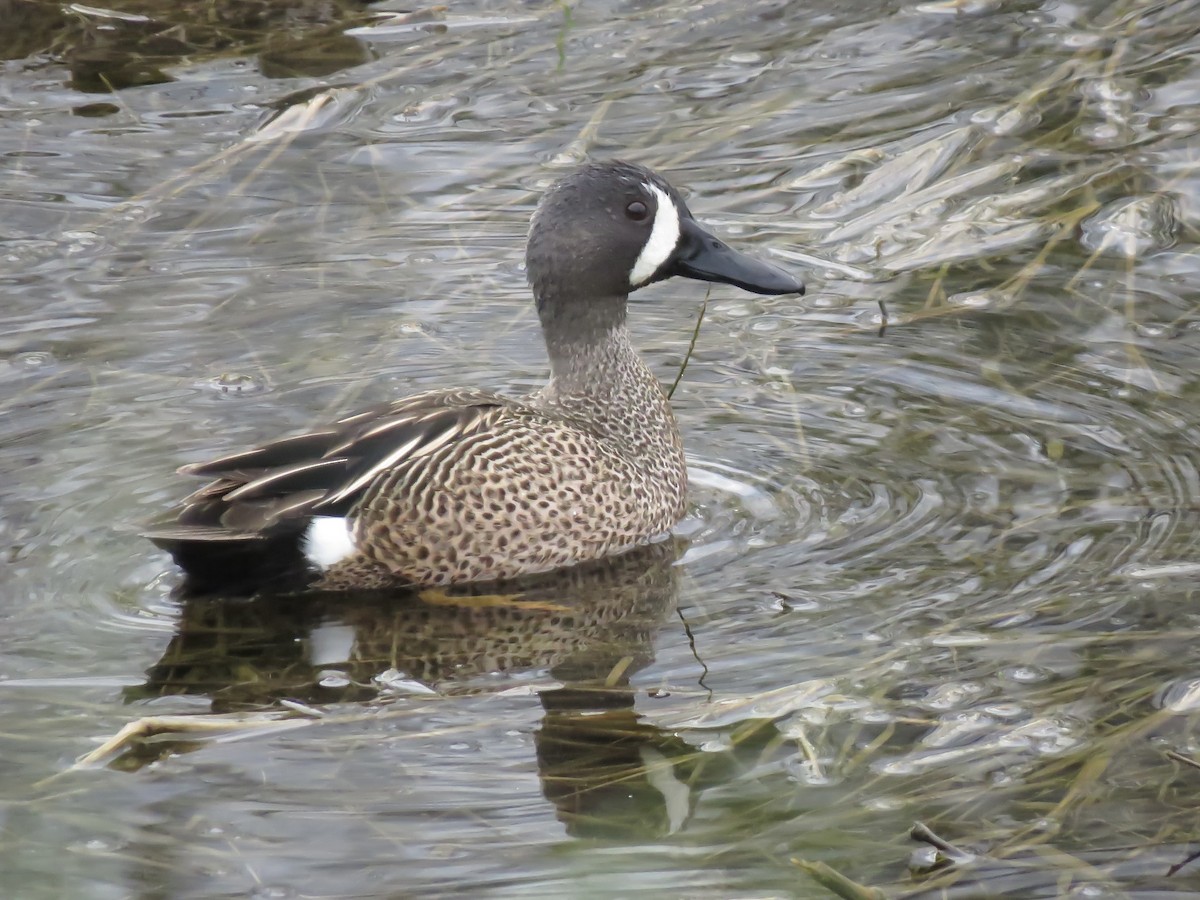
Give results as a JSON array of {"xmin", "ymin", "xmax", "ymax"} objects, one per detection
[
  {"xmin": 144, "ymin": 389, "xmax": 508, "ymax": 551},
  {"xmin": 178, "ymin": 430, "xmax": 340, "ymax": 477},
  {"xmin": 223, "ymin": 459, "xmax": 351, "ymax": 502},
  {"xmin": 323, "ymin": 407, "xmax": 481, "ymax": 506}
]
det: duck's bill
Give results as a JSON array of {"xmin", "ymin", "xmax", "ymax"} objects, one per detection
[{"xmin": 670, "ymin": 217, "xmax": 804, "ymax": 296}]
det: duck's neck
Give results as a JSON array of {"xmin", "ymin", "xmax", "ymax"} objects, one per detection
[
  {"xmin": 534, "ymin": 293, "xmax": 668, "ymax": 418},
  {"xmin": 532, "ymin": 290, "xmax": 685, "ymax": 497},
  {"xmin": 537, "ymin": 291, "xmax": 632, "ymax": 394}
]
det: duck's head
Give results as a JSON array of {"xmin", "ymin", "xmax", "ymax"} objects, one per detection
[{"xmin": 526, "ymin": 160, "xmax": 804, "ymax": 318}]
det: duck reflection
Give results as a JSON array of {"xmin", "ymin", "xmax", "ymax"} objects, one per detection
[
  {"xmin": 536, "ymin": 683, "xmax": 715, "ymax": 839},
  {"xmin": 2, "ymin": 0, "xmax": 382, "ymax": 92},
  {"xmin": 131, "ymin": 538, "xmax": 712, "ymax": 837}
]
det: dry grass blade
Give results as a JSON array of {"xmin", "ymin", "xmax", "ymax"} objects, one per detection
[
  {"xmin": 792, "ymin": 859, "xmax": 888, "ymax": 900},
  {"xmin": 667, "ymin": 288, "xmax": 710, "ymax": 401},
  {"xmin": 1165, "ymin": 749, "xmax": 1200, "ymax": 773},
  {"xmin": 71, "ymin": 712, "xmax": 318, "ymax": 769},
  {"xmin": 911, "ymin": 822, "xmax": 974, "ymax": 863}
]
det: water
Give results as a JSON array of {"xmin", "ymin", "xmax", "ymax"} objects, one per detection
[{"xmin": 2, "ymin": 0, "xmax": 1200, "ymax": 896}]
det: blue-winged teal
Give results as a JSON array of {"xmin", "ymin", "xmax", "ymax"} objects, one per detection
[{"xmin": 146, "ymin": 161, "xmax": 804, "ymax": 590}]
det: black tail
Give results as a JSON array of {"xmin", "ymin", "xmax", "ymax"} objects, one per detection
[{"xmin": 148, "ymin": 530, "xmax": 314, "ymax": 597}]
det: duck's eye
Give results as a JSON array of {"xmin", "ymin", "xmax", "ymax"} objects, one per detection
[{"xmin": 625, "ymin": 200, "xmax": 649, "ymax": 221}]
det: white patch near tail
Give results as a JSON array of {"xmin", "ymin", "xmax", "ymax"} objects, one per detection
[
  {"xmin": 629, "ymin": 183, "xmax": 681, "ymax": 287},
  {"xmin": 307, "ymin": 623, "xmax": 356, "ymax": 666},
  {"xmin": 303, "ymin": 516, "xmax": 356, "ymax": 569}
]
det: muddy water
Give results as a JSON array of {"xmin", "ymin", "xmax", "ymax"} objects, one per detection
[{"xmin": 2, "ymin": 0, "xmax": 1200, "ymax": 896}]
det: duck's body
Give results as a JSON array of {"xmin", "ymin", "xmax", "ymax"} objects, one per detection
[{"xmin": 146, "ymin": 161, "xmax": 803, "ymax": 591}]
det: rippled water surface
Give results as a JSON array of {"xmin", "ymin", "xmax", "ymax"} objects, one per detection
[{"xmin": 3, "ymin": 0, "xmax": 1200, "ymax": 896}]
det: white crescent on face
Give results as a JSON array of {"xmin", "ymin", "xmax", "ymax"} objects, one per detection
[{"xmin": 628, "ymin": 183, "xmax": 682, "ymax": 288}]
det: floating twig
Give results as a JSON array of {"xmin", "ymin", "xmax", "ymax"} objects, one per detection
[
  {"xmin": 792, "ymin": 859, "xmax": 887, "ymax": 900},
  {"xmin": 911, "ymin": 821, "xmax": 974, "ymax": 863},
  {"xmin": 1168, "ymin": 846, "xmax": 1200, "ymax": 878},
  {"xmin": 72, "ymin": 712, "xmax": 317, "ymax": 769},
  {"xmin": 1166, "ymin": 749, "xmax": 1200, "ymax": 772}
]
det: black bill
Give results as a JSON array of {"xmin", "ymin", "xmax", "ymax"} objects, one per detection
[{"xmin": 670, "ymin": 217, "xmax": 804, "ymax": 296}]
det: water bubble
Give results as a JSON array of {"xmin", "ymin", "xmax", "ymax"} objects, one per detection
[
  {"xmin": 983, "ymin": 703, "xmax": 1024, "ymax": 719},
  {"xmin": 1080, "ymin": 195, "xmax": 1178, "ymax": 256},
  {"xmin": 909, "ymin": 845, "xmax": 940, "ymax": 872},
  {"xmin": 1082, "ymin": 78, "xmax": 1139, "ymax": 104},
  {"xmin": 947, "ymin": 290, "xmax": 997, "ymax": 309},
  {"xmin": 786, "ymin": 756, "xmax": 835, "ymax": 786},
  {"xmin": 971, "ymin": 105, "xmax": 1033, "ymax": 136},
  {"xmin": 1003, "ymin": 665, "xmax": 1049, "ymax": 684},
  {"xmin": 1132, "ymin": 321, "xmax": 1176, "ymax": 339},
  {"xmin": 119, "ymin": 205, "xmax": 148, "ymax": 223},
  {"xmin": 863, "ymin": 796, "xmax": 904, "ymax": 811},
  {"xmin": 726, "ymin": 52, "xmax": 765, "ymax": 65},
  {"xmin": 394, "ymin": 321, "xmax": 429, "ymax": 336},
  {"xmin": 1079, "ymin": 121, "xmax": 1133, "ymax": 148},
  {"xmin": 317, "ymin": 670, "xmax": 350, "ymax": 688},
  {"xmin": 921, "ymin": 682, "xmax": 984, "ymax": 711},
  {"xmin": 1061, "ymin": 31, "xmax": 1103, "ymax": 49},
  {"xmin": 201, "ymin": 372, "xmax": 269, "ymax": 396},
  {"xmin": 63, "ymin": 230, "xmax": 101, "ymax": 255},
  {"xmin": 14, "ymin": 351, "xmax": 55, "ymax": 370}
]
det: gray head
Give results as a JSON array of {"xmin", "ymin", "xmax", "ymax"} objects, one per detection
[{"xmin": 525, "ymin": 160, "xmax": 804, "ymax": 334}]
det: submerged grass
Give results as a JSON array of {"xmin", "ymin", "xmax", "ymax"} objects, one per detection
[{"xmin": 4, "ymin": 0, "xmax": 1200, "ymax": 896}]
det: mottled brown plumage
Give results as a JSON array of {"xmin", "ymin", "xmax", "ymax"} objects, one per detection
[{"xmin": 145, "ymin": 160, "xmax": 803, "ymax": 591}]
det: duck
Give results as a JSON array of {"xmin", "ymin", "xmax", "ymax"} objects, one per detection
[{"xmin": 144, "ymin": 160, "xmax": 804, "ymax": 592}]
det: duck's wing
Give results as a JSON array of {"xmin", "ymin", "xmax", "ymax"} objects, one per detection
[{"xmin": 143, "ymin": 388, "xmax": 508, "ymax": 546}]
